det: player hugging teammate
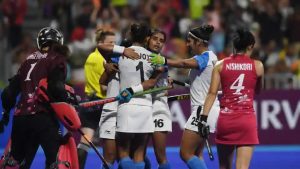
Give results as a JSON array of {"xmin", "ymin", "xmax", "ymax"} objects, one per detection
[{"xmin": 96, "ymin": 23, "xmax": 173, "ymax": 169}]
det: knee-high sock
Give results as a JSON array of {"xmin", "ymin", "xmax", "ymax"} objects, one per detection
[
  {"xmin": 118, "ymin": 157, "xmax": 134, "ymax": 169},
  {"xmin": 77, "ymin": 142, "xmax": 90, "ymax": 169},
  {"xmin": 186, "ymin": 156, "xmax": 207, "ymax": 169},
  {"xmin": 144, "ymin": 156, "xmax": 151, "ymax": 169},
  {"xmin": 158, "ymin": 161, "xmax": 171, "ymax": 169},
  {"xmin": 134, "ymin": 161, "xmax": 145, "ymax": 169}
]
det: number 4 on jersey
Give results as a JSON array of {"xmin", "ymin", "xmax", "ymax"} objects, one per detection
[{"xmin": 230, "ymin": 74, "xmax": 245, "ymax": 94}]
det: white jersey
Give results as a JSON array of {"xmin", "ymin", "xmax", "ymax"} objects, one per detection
[
  {"xmin": 152, "ymin": 68, "xmax": 172, "ymax": 132},
  {"xmin": 118, "ymin": 46, "xmax": 155, "ymax": 106},
  {"xmin": 153, "ymin": 67, "xmax": 168, "ymax": 97},
  {"xmin": 189, "ymin": 51, "xmax": 219, "ymax": 106},
  {"xmin": 102, "ymin": 73, "xmax": 120, "ymax": 111}
]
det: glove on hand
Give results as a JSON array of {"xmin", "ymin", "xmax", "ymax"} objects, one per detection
[
  {"xmin": 117, "ymin": 88, "xmax": 134, "ymax": 103},
  {"xmin": 149, "ymin": 53, "xmax": 166, "ymax": 66},
  {"xmin": 198, "ymin": 115, "xmax": 210, "ymax": 139}
]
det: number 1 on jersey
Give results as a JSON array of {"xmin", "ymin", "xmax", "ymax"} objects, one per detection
[
  {"xmin": 230, "ymin": 74, "xmax": 245, "ymax": 94},
  {"xmin": 136, "ymin": 61, "xmax": 145, "ymax": 82},
  {"xmin": 25, "ymin": 63, "xmax": 37, "ymax": 81}
]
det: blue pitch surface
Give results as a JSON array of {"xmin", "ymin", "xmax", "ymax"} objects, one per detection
[{"xmin": 1, "ymin": 146, "xmax": 299, "ymax": 169}]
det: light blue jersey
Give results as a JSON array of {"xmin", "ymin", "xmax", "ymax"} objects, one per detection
[{"xmin": 189, "ymin": 51, "xmax": 219, "ymax": 106}]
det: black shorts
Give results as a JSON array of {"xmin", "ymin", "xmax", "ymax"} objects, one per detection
[
  {"xmin": 10, "ymin": 112, "xmax": 61, "ymax": 168},
  {"xmin": 79, "ymin": 95, "xmax": 103, "ymax": 130}
]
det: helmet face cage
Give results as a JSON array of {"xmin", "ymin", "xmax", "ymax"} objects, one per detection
[{"xmin": 37, "ymin": 27, "xmax": 64, "ymax": 50}]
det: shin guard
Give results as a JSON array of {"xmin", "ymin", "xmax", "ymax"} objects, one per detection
[{"xmin": 50, "ymin": 133, "xmax": 79, "ymax": 169}]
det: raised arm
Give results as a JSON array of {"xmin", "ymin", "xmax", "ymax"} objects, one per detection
[
  {"xmin": 97, "ymin": 44, "xmax": 139, "ymax": 60},
  {"xmin": 99, "ymin": 62, "xmax": 119, "ymax": 85},
  {"xmin": 150, "ymin": 53, "xmax": 200, "ymax": 69}
]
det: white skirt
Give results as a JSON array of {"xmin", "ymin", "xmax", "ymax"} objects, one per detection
[
  {"xmin": 185, "ymin": 105, "xmax": 220, "ymax": 133},
  {"xmin": 117, "ymin": 104, "xmax": 154, "ymax": 133},
  {"xmin": 153, "ymin": 97, "xmax": 172, "ymax": 132},
  {"xmin": 99, "ymin": 109, "xmax": 117, "ymax": 139}
]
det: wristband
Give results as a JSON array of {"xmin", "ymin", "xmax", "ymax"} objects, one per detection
[
  {"xmin": 113, "ymin": 45, "xmax": 125, "ymax": 54},
  {"xmin": 131, "ymin": 84, "xmax": 144, "ymax": 93}
]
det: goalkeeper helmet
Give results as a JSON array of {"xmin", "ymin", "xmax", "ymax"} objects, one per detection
[{"xmin": 37, "ymin": 27, "xmax": 64, "ymax": 50}]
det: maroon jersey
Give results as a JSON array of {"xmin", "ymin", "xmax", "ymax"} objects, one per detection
[
  {"xmin": 14, "ymin": 50, "xmax": 66, "ymax": 116},
  {"xmin": 220, "ymin": 54, "xmax": 257, "ymax": 114},
  {"xmin": 216, "ymin": 54, "xmax": 259, "ymax": 145}
]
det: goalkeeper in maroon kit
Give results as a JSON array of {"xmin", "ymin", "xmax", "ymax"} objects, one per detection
[{"xmin": 0, "ymin": 27, "xmax": 72, "ymax": 169}]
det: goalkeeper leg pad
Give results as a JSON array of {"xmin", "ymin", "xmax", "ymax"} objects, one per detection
[
  {"xmin": 50, "ymin": 102, "xmax": 81, "ymax": 131},
  {"xmin": 50, "ymin": 133, "xmax": 79, "ymax": 169}
]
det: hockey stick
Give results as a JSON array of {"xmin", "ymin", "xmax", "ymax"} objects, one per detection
[
  {"xmin": 167, "ymin": 94, "xmax": 190, "ymax": 102},
  {"xmin": 167, "ymin": 91, "xmax": 222, "ymax": 102},
  {"xmin": 196, "ymin": 106, "xmax": 214, "ymax": 161},
  {"xmin": 77, "ymin": 129, "xmax": 110, "ymax": 169},
  {"xmin": 79, "ymin": 86, "xmax": 172, "ymax": 108},
  {"xmin": 172, "ymin": 79, "xmax": 190, "ymax": 87}
]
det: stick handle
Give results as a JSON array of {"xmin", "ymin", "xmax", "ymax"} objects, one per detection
[
  {"xmin": 196, "ymin": 106, "xmax": 214, "ymax": 161},
  {"xmin": 205, "ymin": 138, "xmax": 214, "ymax": 161},
  {"xmin": 79, "ymin": 97, "xmax": 117, "ymax": 108},
  {"xmin": 134, "ymin": 86, "xmax": 172, "ymax": 96},
  {"xmin": 79, "ymin": 86, "xmax": 172, "ymax": 108},
  {"xmin": 167, "ymin": 94, "xmax": 190, "ymax": 102}
]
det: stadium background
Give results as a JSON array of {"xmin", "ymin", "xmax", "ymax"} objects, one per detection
[{"xmin": 0, "ymin": 0, "xmax": 300, "ymax": 168}]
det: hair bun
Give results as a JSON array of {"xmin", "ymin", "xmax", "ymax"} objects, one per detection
[
  {"xmin": 233, "ymin": 27, "xmax": 255, "ymax": 51},
  {"xmin": 202, "ymin": 25, "xmax": 214, "ymax": 34},
  {"xmin": 130, "ymin": 23, "xmax": 150, "ymax": 43},
  {"xmin": 236, "ymin": 28, "xmax": 246, "ymax": 39},
  {"xmin": 131, "ymin": 23, "xmax": 140, "ymax": 33},
  {"xmin": 189, "ymin": 24, "xmax": 214, "ymax": 42}
]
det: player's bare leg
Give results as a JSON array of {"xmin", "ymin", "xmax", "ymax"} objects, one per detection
[
  {"xmin": 153, "ymin": 131, "xmax": 171, "ymax": 168},
  {"xmin": 116, "ymin": 132, "xmax": 134, "ymax": 169},
  {"xmin": 180, "ymin": 129, "xmax": 207, "ymax": 169},
  {"xmin": 235, "ymin": 145, "xmax": 254, "ymax": 169},
  {"xmin": 195, "ymin": 142, "xmax": 205, "ymax": 158},
  {"xmin": 131, "ymin": 133, "xmax": 150, "ymax": 168},
  {"xmin": 153, "ymin": 131, "xmax": 167, "ymax": 163},
  {"xmin": 180, "ymin": 129, "xmax": 202, "ymax": 161},
  {"xmin": 217, "ymin": 144, "xmax": 235, "ymax": 169},
  {"xmin": 102, "ymin": 138, "xmax": 117, "ymax": 165}
]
